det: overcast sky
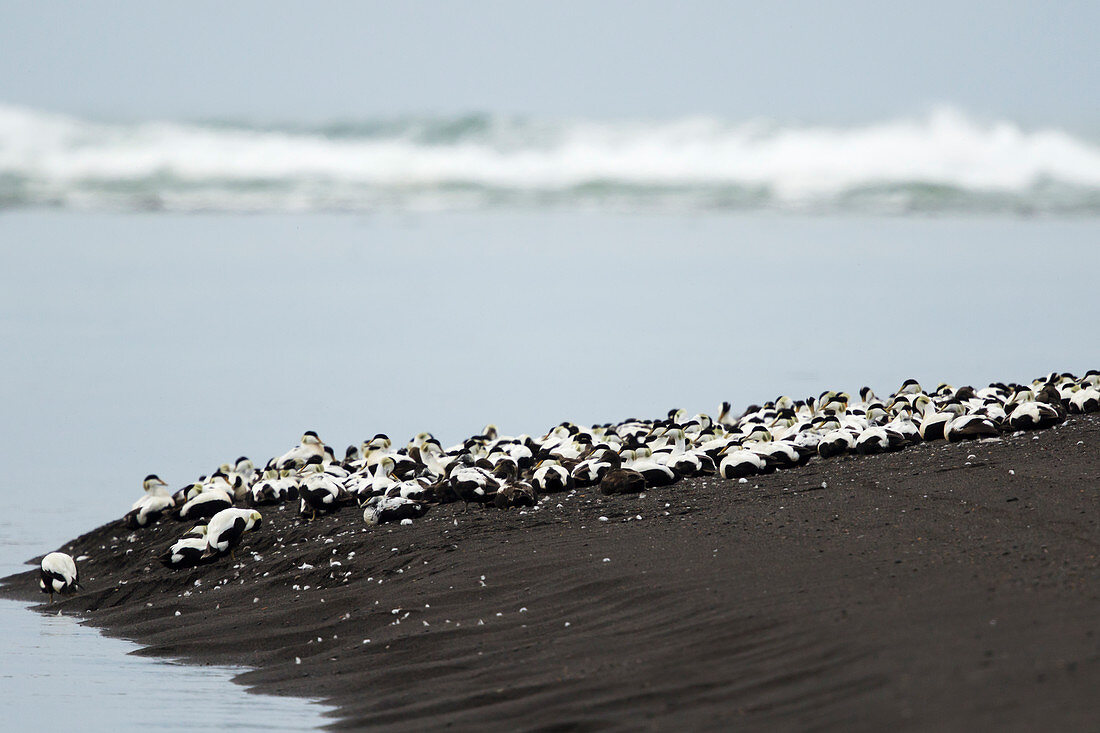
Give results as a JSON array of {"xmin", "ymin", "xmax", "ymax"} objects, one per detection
[{"xmin": 1, "ymin": 1, "xmax": 1097, "ymax": 126}]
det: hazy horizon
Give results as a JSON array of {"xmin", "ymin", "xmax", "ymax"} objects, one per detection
[
  {"xmin": 3, "ymin": 2, "xmax": 1098, "ymax": 129},
  {"xmin": 5, "ymin": 103, "xmax": 1099, "ymax": 216}
]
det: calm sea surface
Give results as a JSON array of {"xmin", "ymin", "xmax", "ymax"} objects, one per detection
[{"xmin": 1, "ymin": 210, "xmax": 1097, "ymax": 729}]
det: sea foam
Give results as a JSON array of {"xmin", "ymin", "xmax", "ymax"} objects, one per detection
[{"xmin": 1, "ymin": 104, "xmax": 1098, "ymax": 213}]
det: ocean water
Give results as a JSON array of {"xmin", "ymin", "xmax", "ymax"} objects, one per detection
[
  {"xmin": 2, "ymin": 105, "xmax": 1100, "ymax": 214},
  {"xmin": 1, "ymin": 207, "xmax": 1097, "ymax": 728}
]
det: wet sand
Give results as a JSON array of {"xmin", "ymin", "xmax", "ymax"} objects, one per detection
[{"xmin": 4, "ymin": 417, "xmax": 1099, "ymax": 731}]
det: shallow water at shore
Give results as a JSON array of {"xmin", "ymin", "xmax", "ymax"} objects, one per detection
[
  {"xmin": 0, "ymin": 506, "xmax": 333, "ymax": 730},
  {"xmin": 0, "ymin": 597, "xmax": 332, "ymax": 731},
  {"xmin": 0, "ymin": 482, "xmax": 333, "ymax": 730}
]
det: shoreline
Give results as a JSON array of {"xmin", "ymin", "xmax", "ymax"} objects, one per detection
[{"xmin": 4, "ymin": 417, "xmax": 1099, "ymax": 730}]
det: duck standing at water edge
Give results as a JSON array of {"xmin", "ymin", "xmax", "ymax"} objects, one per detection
[{"xmin": 39, "ymin": 552, "xmax": 79, "ymax": 603}]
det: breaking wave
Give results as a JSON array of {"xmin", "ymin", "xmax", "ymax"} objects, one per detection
[{"xmin": 2, "ymin": 104, "xmax": 1099, "ymax": 214}]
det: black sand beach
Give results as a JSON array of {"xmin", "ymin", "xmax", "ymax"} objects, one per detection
[{"xmin": 4, "ymin": 417, "xmax": 1098, "ymax": 731}]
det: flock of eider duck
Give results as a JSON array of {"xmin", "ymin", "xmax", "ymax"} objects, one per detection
[{"xmin": 40, "ymin": 369, "xmax": 1100, "ymax": 601}]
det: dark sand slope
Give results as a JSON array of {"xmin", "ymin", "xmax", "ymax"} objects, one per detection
[{"xmin": 4, "ymin": 418, "xmax": 1099, "ymax": 731}]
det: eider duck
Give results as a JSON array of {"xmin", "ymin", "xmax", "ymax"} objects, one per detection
[
  {"xmin": 854, "ymin": 426, "xmax": 902, "ymax": 455},
  {"xmin": 171, "ymin": 480, "xmax": 204, "ymax": 506},
  {"xmin": 753, "ymin": 440, "xmax": 812, "ymax": 469},
  {"xmin": 625, "ymin": 448, "xmax": 677, "ymax": 487},
  {"xmin": 978, "ymin": 400, "xmax": 1008, "ymax": 425},
  {"xmin": 719, "ymin": 447, "xmax": 767, "ymax": 479},
  {"xmin": 817, "ymin": 429, "xmax": 855, "ymax": 458},
  {"xmin": 1069, "ymin": 387, "xmax": 1100, "ymax": 413},
  {"xmin": 863, "ymin": 403, "xmax": 889, "ymax": 425},
  {"xmin": 176, "ymin": 487, "xmax": 234, "ymax": 521},
  {"xmin": 570, "ymin": 449, "xmax": 619, "ymax": 487},
  {"xmin": 944, "ymin": 414, "xmax": 999, "ymax": 442},
  {"xmin": 493, "ymin": 479, "xmax": 538, "ymax": 508},
  {"xmin": 817, "ymin": 392, "xmax": 849, "ymax": 414},
  {"xmin": 126, "ymin": 493, "xmax": 175, "ymax": 529},
  {"xmin": 919, "ymin": 407, "xmax": 952, "ymax": 441},
  {"xmin": 740, "ymin": 424, "xmax": 773, "ymax": 443},
  {"xmin": 361, "ymin": 434, "xmax": 394, "ymax": 467},
  {"xmin": 1006, "ymin": 400, "xmax": 1063, "ymax": 430},
  {"xmin": 1035, "ymin": 384, "xmax": 1063, "ymax": 407},
  {"xmin": 141, "ymin": 474, "xmax": 169, "ymax": 493},
  {"xmin": 655, "ymin": 428, "xmax": 716, "ymax": 476},
  {"xmin": 233, "ymin": 456, "xmax": 256, "ymax": 484},
  {"xmin": 203, "ymin": 508, "xmax": 262, "ymax": 559},
  {"xmin": 897, "ymin": 378, "xmax": 922, "ymax": 395},
  {"xmin": 298, "ymin": 457, "xmax": 348, "ymax": 520},
  {"xmin": 385, "ymin": 478, "xmax": 433, "ymax": 502},
  {"xmin": 362, "ymin": 494, "xmax": 429, "ymax": 525},
  {"xmin": 39, "ymin": 552, "xmax": 79, "ymax": 602},
  {"xmin": 884, "ymin": 412, "xmax": 920, "ymax": 444},
  {"xmin": 368, "ymin": 456, "xmax": 401, "ymax": 496},
  {"xmin": 275, "ymin": 430, "xmax": 325, "ymax": 470},
  {"xmin": 125, "ymin": 474, "xmax": 174, "ymax": 528},
  {"xmin": 446, "ymin": 464, "xmax": 499, "ymax": 510},
  {"xmin": 203, "ymin": 470, "xmax": 244, "ymax": 501},
  {"xmin": 249, "ymin": 468, "xmax": 299, "ymax": 505},
  {"xmin": 491, "ymin": 461, "xmax": 538, "ymax": 508},
  {"xmin": 599, "ymin": 467, "xmax": 646, "ymax": 495},
  {"xmin": 160, "ymin": 526, "xmax": 209, "ymax": 569},
  {"xmin": 531, "ymin": 460, "xmax": 574, "ymax": 494},
  {"xmin": 666, "ymin": 448, "xmax": 715, "ymax": 477}
]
